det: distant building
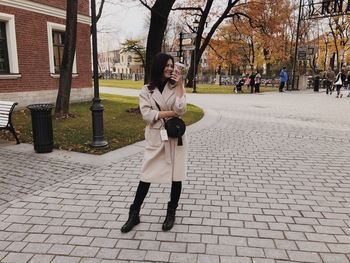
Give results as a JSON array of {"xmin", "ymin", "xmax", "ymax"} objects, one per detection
[
  {"xmin": 98, "ymin": 49, "xmax": 120, "ymax": 73},
  {"xmin": 115, "ymin": 50, "xmax": 143, "ymax": 74},
  {"xmin": 0, "ymin": 0, "xmax": 92, "ymax": 107},
  {"xmin": 98, "ymin": 49, "xmax": 144, "ymax": 76}
]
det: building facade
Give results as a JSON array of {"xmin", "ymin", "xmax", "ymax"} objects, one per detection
[
  {"xmin": 0, "ymin": 0, "xmax": 92, "ymax": 107},
  {"xmin": 98, "ymin": 49, "xmax": 144, "ymax": 76}
]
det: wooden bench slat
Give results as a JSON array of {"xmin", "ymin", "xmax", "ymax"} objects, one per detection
[
  {"xmin": 0, "ymin": 107, "xmax": 13, "ymax": 111},
  {"xmin": 0, "ymin": 101, "xmax": 16, "ymax": 105},
  {"xmin": 0, "ymin": 101, "xmax": 20, "ymax": 144}
]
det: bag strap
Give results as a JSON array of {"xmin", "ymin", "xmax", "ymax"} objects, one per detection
[
  {"xmin": 154, "ymin": 101, "xmax": 161, "ymax": 112},
  {"xmin": 154, "ymin": 100, "xmax": 166, "ymax": 127}
]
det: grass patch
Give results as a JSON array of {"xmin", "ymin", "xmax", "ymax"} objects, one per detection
[
  {"xmin": 1, "ymin": 94, "xmax": 204, "ymax": 155},
  {"xmin": 100, "ymin": 79, "xmax": 278, "ymax": 94}
]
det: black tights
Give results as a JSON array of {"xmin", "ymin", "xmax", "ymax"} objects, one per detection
[{"xmin": 132, "ymin": 181, "xmax": 182, "ymax": 210}]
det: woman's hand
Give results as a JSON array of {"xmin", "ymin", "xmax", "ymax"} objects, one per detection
[
  {"xmin": 171, "ymin": 67, "xmax": 185, "ymax": 97},
  {"xmin": 170, "ymin": 67, "xmax": 183, "ymax": 86},
  {"xmin": 158, "ymin": 111, "xmax": 178, "ymax": 119}
]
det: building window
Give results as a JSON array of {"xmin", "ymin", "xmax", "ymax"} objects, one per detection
[
  {"xmin": 0, "ymin": 21, "xmax": 9, "ymax": 73},
  {"xmin": 52, "ymin": 30, "xmax": 65, "ymax": 74},
  {"xmin": 0, "ymin": 12, "xmax": 20, "ymax": 78},
  {"xmin": 47, "ymin": 22, "xmax": 77, "ymax": 76}
]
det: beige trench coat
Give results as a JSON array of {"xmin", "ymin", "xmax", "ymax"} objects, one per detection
[{"xmin": 139, "ymin": 83, "xmax": 188, "ymax": 184}]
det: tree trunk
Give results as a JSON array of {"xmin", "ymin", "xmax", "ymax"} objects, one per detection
[
  {"xmin": 55, "ymin": 0, "xmax": 78, "ymax": 116},
  {"xmin": 144, "ymin": 0, "xmax": 176, "ymax": 84},
  {"xmin": 186, "ymin": 0, "xmax": 240, "ymax": 87}
]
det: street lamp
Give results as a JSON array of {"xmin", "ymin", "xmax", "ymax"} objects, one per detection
[
  {"xmin": 90, "ymin": 0, "xmax": 108, "ymax": 148},
  {"xmin": 291, "ymin": 0, "xmax": 303, "ymax": 91},
  {"xmin": 192, "ymin": 16, "xmax": 200, "ymax": 93}
]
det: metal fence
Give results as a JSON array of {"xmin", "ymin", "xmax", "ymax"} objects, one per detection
[
  {"xmin": 101, "ymin": 72, "xmax": 144, "ymax": 81},
  {"xmin": 101, "ymin": 72, "xmax": 281, "ymax": 88}
]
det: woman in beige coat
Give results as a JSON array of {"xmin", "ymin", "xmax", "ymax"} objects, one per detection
[{"xmin": 121, "ymin": 53, "xmax": 187, "ymax": 233}]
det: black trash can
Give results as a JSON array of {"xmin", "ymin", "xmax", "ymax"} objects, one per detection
[
  {"xmin": 314, "ymin": 75, "xmax": 320, "ymax": 92},
  {"xmin": 27, "ymin": 104, "xmax": 54, "ymax": 153}
]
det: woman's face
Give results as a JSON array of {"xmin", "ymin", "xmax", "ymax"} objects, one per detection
[{"xmin": 163, "ymin": 59, "xmax": 174, "ymax": 79}]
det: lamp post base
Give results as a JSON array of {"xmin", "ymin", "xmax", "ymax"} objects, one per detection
[
  {"xmin": 90, "ymin": 140, "xmax": 108, "ymax": 148},
  {"xmin": 90, "ymin": 99, "xmax": 108, "ymax": 148}
]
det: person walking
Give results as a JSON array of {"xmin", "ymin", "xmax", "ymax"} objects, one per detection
[
  {"xmin": 254, "ymin": 70, "xmax": 262, "ymax": 93},
  {"xmin": 121, "ymin": 53, "xmax": 187, "ymax": 233},
  {"xmin": 325, "ymin": 68, "xmax": 335, "ymax": 95},
  {"xmin": 347, "ymin": 71, "xmax": 350, "ymax": 98},
  {"xmin": 249, "ymin": 71, "xmax": 256, "ymax": 93},
  {"xmin": 334, "ymin": 69, "xmax": 346, "ymax": 98},
  {"xmin": 279, "ymin": 66, "xmax": 288, "ymax": 92},
  {"xmin": 243, "ymin": 73, "xmax": 250, "ymax": 91}
]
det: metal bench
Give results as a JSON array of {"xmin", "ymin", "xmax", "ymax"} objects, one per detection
[{"xmin": 0, "ymin": 100, "xmax": 20, "ymax": 144}]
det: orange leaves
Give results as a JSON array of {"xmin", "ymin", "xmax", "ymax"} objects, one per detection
[{"xmin": 208, "ymin": 0, "xmax": 293, "ymax": 71}]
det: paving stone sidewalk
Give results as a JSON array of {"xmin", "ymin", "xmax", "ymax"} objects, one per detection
[{"xmin": 0, "ymin": 90, "xmax": 350, "ymax": 263}]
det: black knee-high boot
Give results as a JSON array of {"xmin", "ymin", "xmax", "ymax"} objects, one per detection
[
  {"xmin": 121, "ymin": 181, "xmax": 150, "ymax": 233},
  {"xmin": 121, "ymin": 204, "xmax": 140, "ymax": 233},
  {"xmin": 162, "ymin": 181, "xmax": 182, "ymax": 231},
  {"xmin": 162, "ymin": 202, "xmax": 178, "ymax": 231}
]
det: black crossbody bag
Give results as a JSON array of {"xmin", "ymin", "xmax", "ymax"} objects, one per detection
[{"xmin": 155, "ymin": 101, "xmax": 186, "ymax": 146}]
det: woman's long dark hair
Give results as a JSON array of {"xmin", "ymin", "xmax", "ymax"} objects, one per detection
[{"xmin": 148, "ymin": 53, "xmax": 174, "ymax": 91}]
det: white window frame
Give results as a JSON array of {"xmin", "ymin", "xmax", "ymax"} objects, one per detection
[
  {"xmin": 0, "ymin": 12, "xmax": 21, "ymax": 79},
  {"xmin": 47, "ymin": 22, "xmax": 77, "ymax": 77}
]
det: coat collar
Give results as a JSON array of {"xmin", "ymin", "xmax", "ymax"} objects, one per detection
[{"xmin": 149, "ymin": 82, "xmax": 175, "ymax": 111}]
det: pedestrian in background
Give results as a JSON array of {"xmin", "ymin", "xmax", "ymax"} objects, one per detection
[
  {"xmin": 254, "ymin": 70, "xmax": 262, "ymax": 93},
  {"xmin": 249, "ymin": 71, "xmax": 256, "ymax": 93},
  {"xmin": 347, "ymin": 71, "xmax": 350, "ymax": 97},
  {"xmin": 244, "ymin": 73, "xmax": 250, "ymax": 91},
  {"xmin": 121, "ymin": 53, "xmax": 188, "ymax": 233},
  {"xmin": 325, "ymin": 68, "xmax": 335, "ymax": 95},
  {"xmin": 334, "ymin": 69, "xmax": 346, "ymax": 98},
  {"xmin": 279, "ymin": 66, "xmax": 288, "ymax": 92}
]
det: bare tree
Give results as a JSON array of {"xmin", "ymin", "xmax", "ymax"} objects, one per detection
[
  {"xmin": 55, "ymin": 0, "xmax": 78, "ymax": 116},
  {"xmin": 55, "ymin": 0, "xmax": 107, "ymax": 116},
  {"xmin": 140, "ymin": 0, "xmax": 177, "ymax": 83},
  {"xmin": 173, "ymin": 0, "xmax": 247, "ymax": 87}
]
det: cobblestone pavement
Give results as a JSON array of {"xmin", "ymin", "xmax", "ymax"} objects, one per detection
[{"xmin": 0, "ymin": 90, "xmax": 350, "ymax": 263}]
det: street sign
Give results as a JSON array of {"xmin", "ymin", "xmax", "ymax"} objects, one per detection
[
  {"xmin": 297, "ymin": 47, "xmax": 307, "ymax": 61},
  {"xmin": 307, "ymin": 46, "xmax": 318, "ymax": 56},
  {"xmin": 167, "ymin": 51, "xmax": 179, "ymax": 57},
  {"xmin": 182, "ymin": 38, "xmax": 192, "ymax": 45},
  {"xmin": 182, "ymin": 45, "xmax": 196, "ymax": 51},
  {"xmin": 182, "ymin": 33, "xmax": 197, "ymax": 39}
]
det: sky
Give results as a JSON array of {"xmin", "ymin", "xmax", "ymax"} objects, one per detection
[{"xmin": 97, "ymin": 1, "xmax": 148, "ymax": 52}]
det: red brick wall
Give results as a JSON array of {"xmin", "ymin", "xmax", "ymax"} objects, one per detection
[
  {"xmin": 0, "ymin": 4, "xmax": 91, "ymax": 93},
  {"xmin": 30, "ymin": 0, "xmax": 89, "ymax": 16}
]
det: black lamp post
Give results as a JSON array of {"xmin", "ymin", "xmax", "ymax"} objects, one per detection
[
  {"xmin": 90, "ymin": 0, "xmax": 108, "ymax": 148},
  {"xmin": 291, "ymin": 0, "xmax": 303, "ymax": 91},
  {"xmin": 192, "ymin": 17, "xmax": 200, "ymax": 93}
]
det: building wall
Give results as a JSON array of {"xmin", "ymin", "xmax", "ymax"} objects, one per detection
[
  {"xmin": 0, "ymin": 0, "xmax": 92, "ymax": 106},
  {"xmin": 30, "ymin": 0, "xmax": 89, "ymax": 15}
]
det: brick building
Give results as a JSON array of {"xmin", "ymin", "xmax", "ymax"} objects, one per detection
[{"xmin": 0, "ymin": 0, "xmax": 92, "ymax": 107}]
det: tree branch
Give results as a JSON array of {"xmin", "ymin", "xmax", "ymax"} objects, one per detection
[
  {"xmin": 96, "ymin": 0, "xmax": 105, "ymax": 23},
  {"xmin": 226, "ymin": 12, "xmax": 267, "ymax": 34},
  {"xmin": 172, "ymin": 7, "xmax": 203, "ymax": 14},
  {"xmin": 139, "ymin": 0, "xmax": 152, "ymax": 12},
  {"xmin": 138, "ymin": 0, "xmax": 169, "ymax": 19}
]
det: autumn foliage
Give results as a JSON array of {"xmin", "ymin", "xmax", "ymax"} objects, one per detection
[{"xmin": 208, "ymin": 0, "xmax": 293, "ymax": 75}]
